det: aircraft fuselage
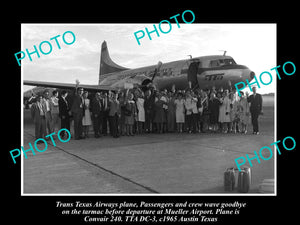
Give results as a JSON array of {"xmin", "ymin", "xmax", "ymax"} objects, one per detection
[{"xmin": 98, "ymin": 55, "xmax": 253, "ymax": 91}]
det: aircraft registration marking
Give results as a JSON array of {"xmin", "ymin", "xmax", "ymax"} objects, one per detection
[{"xmin": 204, "ymin": 73, "xmax": 224, "ymax": 81}]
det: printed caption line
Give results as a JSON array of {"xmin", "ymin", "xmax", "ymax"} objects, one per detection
[{"xmin": 24, "ymin": 131, "xmax": 159, "ymax": 194}]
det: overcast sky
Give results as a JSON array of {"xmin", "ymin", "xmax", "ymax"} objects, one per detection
[{"xmin": 22, "ymin": 23, "xmax": 276, "ymax": 94}]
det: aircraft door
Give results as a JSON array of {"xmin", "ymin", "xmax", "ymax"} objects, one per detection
[{"xmin": 187, "ymin": 61, "xmax": 200, "ymax": 89}]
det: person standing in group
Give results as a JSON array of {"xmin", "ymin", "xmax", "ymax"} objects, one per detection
[
  {"xmin": 195, "ymin": 90, "xmax": 203, "ymax": 133},
  {"xmin": 228, "ymin": 92, "xmax": 239, "ymax": 133},
  {"xmin": 238, "ymin": 91, "xmax": 250, "ymax": 134},
  {"xmin": 153, "ymin": 92, "xmax": 167, "ymax": 133},
  {"xmin": 136, "ymin": 90, "xmax": 145, "ymax": 134},
  {"xmin": 200, "ymin": 91, "xmax": 210, "ymax": 132},
  {"xmin": 247, "ymin": 86, "xmax": 263, "ymax": 135},
  {"xmin": 118, "ymin": 91, "xmax": 126, "ymax": 136},
  {"xmin": 174, "ymin": 92, "xmax": 185, "ymax": 133},
  {"xmin": 43, "ymin": 90, "xmax": 53, "ymax": 136},
  {"xmin": 50, "ymin": 90, "xmax": 60, "ymax": 133},
  {"xmin": 144, "ymin": 89, "xmax": 155, "ymax": 133},
  {"xmin": 108, "ymin": 92, "xmax": 121, "ymax": 138},
  {"xmin": 160, "ymin": 91, "xmax": 168, "ymax": 133},
  {"xmin": 167, "ymin": 91, "xmax": 176, "ymax": 132},
  {"xmin": 70, "ymin": 84, "xmax": 84, "ymax": 140},
  {"xmin": 58, "ymin": 90, "xmax": 70, "ymax": 139},
  {"xmin": 218, "ymin": 89, "xmax": 231, "ymax": 133},
  {"xmin": 91, "ymin": 92, "xmax": 103, "ymax": 138},
  {"xmin": 208, "ymin": 92, "xmax": 221, "ymax": 133},
  {"xmin": 101, "ymin": 92, "xmax": 109, "ymax": 136},
  {"xmin": 31, "ymin": 95, "xmax": 46, "ymax": 140},
  {"xmin": 82, "ymin": 91, "xmax": 92, "ymax": 138},
  {"xmin": 184, "ymin": 92, "xmax": 198, "ymax": 133},
  {"xmin": 124, "ymin": 92, "xmax": 136, "ymax": 136}
]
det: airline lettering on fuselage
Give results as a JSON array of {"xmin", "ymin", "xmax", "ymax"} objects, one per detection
[{"xmin": 204, "ymin": 73, "xmax": 224, "ymax": 81}]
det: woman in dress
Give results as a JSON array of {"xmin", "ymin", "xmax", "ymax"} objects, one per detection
[
  {"xmin": 218, "ymin": 89, "xmax": 231, "ymax": 133},
  {"xmin": 136, "ymin": 91, "xmax": 145, "ymax": 134},
  {"xmin": 174, "ymin": 92, "xmax": 185, "ymax": 133},
  {"xmin": 82, "ymin": 91, "xmax": 92, "ymax": 138},
  {"xmin": 124, "ymin": 92, "xmax": 136, "ymax": 136},
  {"xmin": 238, "ymin": 91, "xmax": 250, "ymax": 134}
]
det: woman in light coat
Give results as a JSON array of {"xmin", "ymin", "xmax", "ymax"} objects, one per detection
[{"xmin": 218, "ymin": 89, "xmax": 231, "ymax": 133}]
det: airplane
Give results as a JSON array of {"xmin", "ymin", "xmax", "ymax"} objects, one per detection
[{"xmin": 24, "ymin": 40, "xmax": 255, "ymax": 93}]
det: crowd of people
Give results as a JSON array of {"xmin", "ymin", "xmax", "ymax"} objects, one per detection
[{"xmin": 30, "ymin": 84, "xmax": 263, "ymax": 141}]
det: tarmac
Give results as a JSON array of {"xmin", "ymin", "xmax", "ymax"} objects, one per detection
[{"xmin": 22, "ymin": 95, "xmax": 275, "ymax": 194}]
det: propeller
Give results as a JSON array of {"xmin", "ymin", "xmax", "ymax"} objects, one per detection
[
  {"xmin": 151, "ymin": 61, "xmax": 163, "ymax": 83},
  {"xmin": 130, "ymin": 61, "xmax": 162, "ymax": 91}
]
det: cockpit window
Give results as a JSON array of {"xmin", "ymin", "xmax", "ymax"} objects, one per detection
[
  {"xmin": 210, "ymin": 58, "xmax": 236, "ymax": 67},
  {"xmin": 224, "ymin": 58, "xmax": 236, "ymax": 65},
  {"xmin": 210, "ymin": 60, "xmax": 220, "ymax": 67}
]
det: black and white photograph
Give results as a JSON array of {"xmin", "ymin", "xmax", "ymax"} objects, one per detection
[{"xmin": 21, "ymin": 23, "xmax": 276, "ymax": 195}]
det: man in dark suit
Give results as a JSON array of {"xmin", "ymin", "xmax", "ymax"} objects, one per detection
[
  {"xmin": 70, "ymin": 87, "xmax": 84, "ymax": 140},
  {"xmin": 91, "ymin": 92, "xmax": 103, "ymax": 138},
  {"xmin": 247, "ymin": 86, "xmax": 263, "ymax": 134},
  {"xmin": 31, "ymin": 95, "xmax": 46, "ymax": 139},
  {"xmin": 108, "ymin": 92, "xmax": 121, "ymax": 138},
  {"xmin": 144, "ymin": 89, "xmax": 155, "ymax": 133},
  {"xmin": 100, "ymin": 92, "xmax": 109, "ymax": 136},
  {"xmin": 58, "ymin": 90, "xmax": 70, "ymax": 139}
]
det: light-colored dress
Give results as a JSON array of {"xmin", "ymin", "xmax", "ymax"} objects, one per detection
[
  {"xmin": 219, "ymin": 96, "xmax": 231, "ymax": 123},
  {"xmin": 136, "ymin": 97, "xmax": 145, "ymax": 122},
  {"xmin": 82, "ymin": 98, "xmax": 92, "ymax": 126},
  {"xmin": 229, "ymin": 99, "xmax": 239, "ymax": 122},
  {"xmin": 238, "ymin": 98, "xmax": 250, "ymax": 124},
  {"xmin": 174, "ymin": 99, "xmax": 185, "ymax": 123}
]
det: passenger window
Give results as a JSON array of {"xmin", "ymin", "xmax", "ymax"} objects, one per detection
[{"xmin": 210, "ymin": 60, "xmax": 220, "ymax": 67}]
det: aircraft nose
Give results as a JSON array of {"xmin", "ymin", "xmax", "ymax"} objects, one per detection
[
  {"xmin": 241, "ymin": 69, "xmax": 255, "ymax": 82},
  {"xmin": 250, "ymin": 71, "xmax": 255, "ymax": 80}
]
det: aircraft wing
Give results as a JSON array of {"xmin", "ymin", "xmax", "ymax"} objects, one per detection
[{"xmin": 23, "ymin": 80, "xmax": 117, "ymax": 91}]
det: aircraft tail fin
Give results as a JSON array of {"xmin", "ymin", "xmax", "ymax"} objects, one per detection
[{"xmin": 99, "ymin": 41, "xmax": 129, "ymax": 84}]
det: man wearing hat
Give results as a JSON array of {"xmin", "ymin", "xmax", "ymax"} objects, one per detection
[
  {"xmin": 71, "ymin": 86, "xmax": 84, "ymax": 139},
  {"xmin": 247, "ymin": 86, "xmax": 263, "ymax": 135}
]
